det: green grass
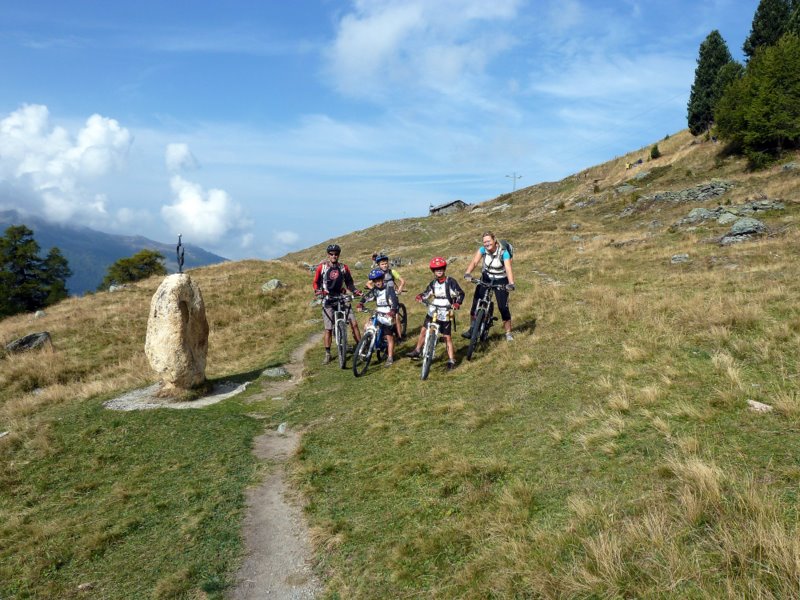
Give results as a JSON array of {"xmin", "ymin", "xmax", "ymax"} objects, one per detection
[{"xmin": 1, "ymin": 397, "xmax": 261, "ymax": 598}]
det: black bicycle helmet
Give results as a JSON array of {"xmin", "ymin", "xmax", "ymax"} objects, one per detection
[{"xmin": 326, "ymin": 244, "xmax": 341, "ymax": 254}]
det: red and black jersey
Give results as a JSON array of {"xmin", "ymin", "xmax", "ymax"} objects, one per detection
[{"xmin": 313, "ymin": 261, "xmax": 355, "ymax": 295}]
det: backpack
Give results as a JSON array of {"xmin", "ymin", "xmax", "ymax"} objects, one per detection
[{"xmin": 499, "ymin": 239, "xmax": 514, "ymax": 260}]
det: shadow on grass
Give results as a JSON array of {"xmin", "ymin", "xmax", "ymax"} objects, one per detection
[
  {"xmin": 450, "ymin": 317, "xmax": 537, "ymax": 363},
  {"xmin": 205, "ymin": 356, "xmax": 292, "ymax": 388}
]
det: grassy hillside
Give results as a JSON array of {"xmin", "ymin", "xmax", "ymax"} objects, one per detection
[{"xmin": 3, "ymin": 129, "xmax": 800, "ymax": 598}]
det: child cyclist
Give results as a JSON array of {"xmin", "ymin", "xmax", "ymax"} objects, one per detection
[
  {"xmin": 357, "ymin": 268, "xmax": 400, "ymax": 367},
  {"xmin": 373, "ymin": 254, "xmax": 406, "ymax": 338},
  {"xmin": 407, "ymin": 257, "xmax": 465, "ymax": 370}
]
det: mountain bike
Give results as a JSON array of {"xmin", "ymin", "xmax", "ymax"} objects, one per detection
[
  {"xmin": 324, "ymin": 294, "xmax": 354, "ymax": 369},
  {"xmin": 352, "ymin": 308, "xmax": 389, "ymax": 377},
  {"xmin": 419, "ymin": 300, "xmax": 453, "ymax": 380},
  {"xmin": 465, "ymin": 278, "xmax": 511, "ymax": 361}
]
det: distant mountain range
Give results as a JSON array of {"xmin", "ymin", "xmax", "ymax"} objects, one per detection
[{"xmin": 0, "ymin": 210, "xmax": 228, "ymax": 295}]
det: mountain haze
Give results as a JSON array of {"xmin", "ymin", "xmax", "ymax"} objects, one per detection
[{"xmin": 0, "ymin": 210, "xmax": 227, "ymax": 294}]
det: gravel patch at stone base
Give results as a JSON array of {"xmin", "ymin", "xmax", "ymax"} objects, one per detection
[{"xmin": 103, "ymin": 381, "xmax": 251, "ymax": 411}]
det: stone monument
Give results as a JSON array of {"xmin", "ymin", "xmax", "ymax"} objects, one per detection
[{"xmin": 144, "ymin": 273, "xmax": 209, "ymax": 392}]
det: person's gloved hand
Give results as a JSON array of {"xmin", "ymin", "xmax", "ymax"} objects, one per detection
[
  {"xmin": 506, "ymin": 283, "xmax": 516, "ymax": 291},
  {"xmin": 353, "ymin": 289, "xmax": 363, "ymax": 297},
  {"xmin": 453, "ymin": 302, "xmax": 461, "ymax": 310},
  {"xmin": 388, "ymin": 310, "xmax": 396, "ymax": 318},
  {"xmin": 463, "ymin": 273, "xmax": 472, "ymax": 281},
  {"xmin": 314, "ymin": 289, "xmax": 324, "ymax": 298},
  {"xmin": 415, "ymin": 294, "xmax": 423, "ymax": 303},
  {"xmin": 356, "ymin": 303, "xmax": 364, "ymax": 311}
]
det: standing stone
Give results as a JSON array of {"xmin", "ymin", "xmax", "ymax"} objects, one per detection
[{"xmin": 145, "ymin": 274, "xmax": 209, "ymax": 391}]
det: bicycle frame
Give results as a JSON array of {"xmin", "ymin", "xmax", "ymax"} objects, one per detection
[
  {"xmin": 466, "ymin": 278, "xmax": 508, "ymax": 360},
  {"xmin": 352, "ymin": 309, "xmax": 388, "ymax": 377},
  {"xmin": 324, "ymin": 294, "xmax": 353, "ymax": 368},
  {"xmin": 419, "ymin": 299, "xmax": 452, "ymax": 380}
]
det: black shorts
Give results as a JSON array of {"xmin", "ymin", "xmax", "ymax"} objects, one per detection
[
  {"xmin": 377, "ymin": 322, "xmax": 395, "ymax": 337},
  {"xmin": 423, "ymin": 314, "xmax": 452, "ymax": 336}
]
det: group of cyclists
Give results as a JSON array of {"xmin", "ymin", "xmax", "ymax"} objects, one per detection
[{"xmin": 312, "ymin": 232, "xmax": 516, "ymax": 370}]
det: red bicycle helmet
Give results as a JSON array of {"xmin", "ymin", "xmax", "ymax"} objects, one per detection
[{"xmin": 429, "ymin": 256, "xmax": 447, "ymax": 270}]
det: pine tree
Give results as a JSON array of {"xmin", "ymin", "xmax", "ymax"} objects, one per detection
[
  {"xmin": 687, "ymin": 31, "xmax": 734, "ymax": 135},
  {"xmin": 716, "ymin": 33, "xmax": 800, "ymax": 167},
  {"xmin": 1, "ymin": 226, "xmax": 46, "ymax": 316},
  {"xmin": 743, "ymin": 0, "xmax": 792, "ymax": 59},
  {"xmin": 41, "ymin": 247, "xmax": 72, "ymax": 307},
  {"xmin": 788, "ymin": 4, "xmax": 800, "ymax": 36}
]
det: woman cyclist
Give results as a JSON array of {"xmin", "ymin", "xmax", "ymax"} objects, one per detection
[{"xmin": 462, "ymin": 232, "xmax": 516, "ymax": 341}]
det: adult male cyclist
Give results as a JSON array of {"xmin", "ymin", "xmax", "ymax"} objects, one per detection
[
  {"xmin": 312, "ymin": 244, "xmax": 362, "ymax": 364},
  {"xmin": 462, "ymin": 232, "xmax": 516, "ymax": 341}
]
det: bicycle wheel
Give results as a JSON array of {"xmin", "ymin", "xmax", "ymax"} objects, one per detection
[
  {"xmin": 397, "ymin": 303, "xmax": 408, "ymax": 338},
  {"xmin": 481, "ymin": 305, "xmax": 495, "ymax": 342},
  {"xmin": 352, "ymin": 331, "xmax": 374, "ymax": 377},
  {"xmin": 336, "ymin": 319, "xmax": 348, "ymax": 369},
  {"xmin": 466, "ymin": 308, "xmax": 485, "ymax": 361},
  {"xmin": 420, "ymin": 330, "xmax": 436, "ymax": 380}
]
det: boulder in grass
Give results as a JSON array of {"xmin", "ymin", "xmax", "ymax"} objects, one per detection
[
  {"xmin": 145, "ymin": 274, "xmax": 209, "ymax": 391},
  {"xmin": 5, "ymin": 331, "xmax": 53, "ymax": 354},
  {"xmin": 720, "ymin": 217, "xmax": 767, "ymax": 245},
  {"xmin": 261, "ymin": 279, "xmax": 284, "ymax": 292},
  {"xmin": 671, "ymin": 253, "xmax": 690, "ymax": 264}
]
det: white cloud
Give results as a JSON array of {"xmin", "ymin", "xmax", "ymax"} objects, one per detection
[
  {"xmin": 326, "ymin": 0, "xmax": 521, "ymax": 99},
  {"xmin": 161, "ymin": 175, "xmax": 250, "ymax": 245},
  {"xmin": 165, "ymin": 142, "xmax": 199, "ymax": 172},
  {"xmin": 532, "ymin": 53, "xmax": 692, "ymax": 100},
  {"xmin": 275, "ymin": 230, "xmax": 299, "ymax": 245},
  {"xmin": 0, "ymin": 104, "xmax": 132, "ymax": 225}
]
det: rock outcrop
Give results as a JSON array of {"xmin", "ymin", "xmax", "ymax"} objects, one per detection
[
  {"xmin": 5, "ymin": 332, "xmax": 53, "ymax": 354},
  {"xmin": 144, "ymin": 274, "xmax": 209, "ymax": 391}
]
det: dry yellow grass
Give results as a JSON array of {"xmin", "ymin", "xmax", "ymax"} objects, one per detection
[{"xmin": 0, "ymin": 259, "xmax": 316, "ymax": 448}]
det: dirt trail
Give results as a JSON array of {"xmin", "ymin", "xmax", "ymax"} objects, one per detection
[{"xmin": 228, "ymin": 333, "xmax": 323, "ymax": 600}]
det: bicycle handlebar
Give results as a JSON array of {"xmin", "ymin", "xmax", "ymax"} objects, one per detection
[
  {"xmin": 320, "ymin": 293, "xmax": 355, "ymax": 304},
  {"xmin": 466, "ymin": 278, "xmax": 513, "ymax": 291}
]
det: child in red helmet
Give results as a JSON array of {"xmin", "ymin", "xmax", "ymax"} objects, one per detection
[{"xmin": 407, "ymin": 257, "xmax": 465, "ymax": 370}]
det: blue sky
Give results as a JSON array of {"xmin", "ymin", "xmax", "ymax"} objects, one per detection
[{"xmin": 0, "ymin": 0, "xmax": 758, "ymax": 259}]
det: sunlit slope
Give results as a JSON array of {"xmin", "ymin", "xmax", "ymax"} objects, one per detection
[{"xmin": 279, "ymin": 130, "xmax": 800, "ymax": 597}]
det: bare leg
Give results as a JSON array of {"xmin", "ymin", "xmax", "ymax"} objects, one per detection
[
  {"xmin": 414, "ymin": 327, "xmax": 427, "ymax": 352},
  {"xmin": 444, "ymin": 335, "xmax": 454, "ymax": 361},
  {"xmin": 350, "ymin": 319, "xmax": 361, "ymax": 342},
  {"xmin": 387, "ymin": 334, "xmax": 395, "ymax": 358}
]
